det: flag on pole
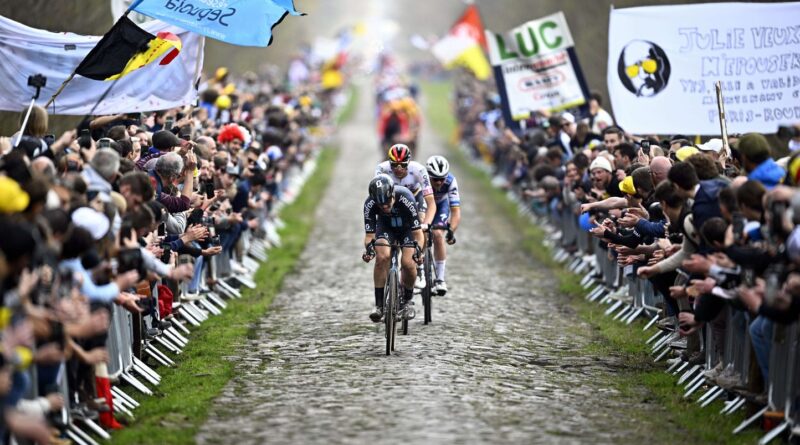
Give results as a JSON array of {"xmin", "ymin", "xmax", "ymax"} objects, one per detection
[
  {"xmin": 451, "ymin": 4, "xmax": 487, "ymax": 50},
  {"xmin": 129, "ymin": 0, "xmax": 303, "ymax": 47},
  {"xmin": 431, "ymin": 4, "xmax": 491, "ymax": 80},
  {"xmin": 75, "ymin": 16, "xmax": 182, "ymax": 81},
  {"xmin": 0, "ymin": 15, "xmax": 203, "ymax": 115}
]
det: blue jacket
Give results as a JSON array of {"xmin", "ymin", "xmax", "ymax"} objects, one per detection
[{"xmin": 749, "ymin": 159, "xmax": 785, "ymax": 190}]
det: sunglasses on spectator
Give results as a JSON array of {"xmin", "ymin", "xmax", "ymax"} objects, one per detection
[{"xmin": 390, "ymin": 162, "xmax": 409, "ymax": 168}]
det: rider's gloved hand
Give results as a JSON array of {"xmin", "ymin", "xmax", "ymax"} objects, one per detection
[
  {"xmin": 446, "ymin": 228, "xmax": 456, "ymax": 245},
  {"xmin": 420, "ymin": 223, "xmax": 429, "ymax": 231},
  {"xmin": 362, "ymin": 243, "xmax": 375, "ymax": 262}
]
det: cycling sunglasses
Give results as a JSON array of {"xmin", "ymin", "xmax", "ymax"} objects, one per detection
[
  {"xmin": 430, "ymin": 177, "xmax": 446, "ymax": 182},
  {"xmin": 390, "ymin": 161, "xmax": 409, "ymax": 168}
]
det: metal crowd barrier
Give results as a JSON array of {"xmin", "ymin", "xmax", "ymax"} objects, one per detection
[
  {"xmin": 462, "ymin": 139, "xmax": 800, "ymax": 443},
  {"xmin": 8, "ymin": 154, "xmax": 320, "ymax": 445}
]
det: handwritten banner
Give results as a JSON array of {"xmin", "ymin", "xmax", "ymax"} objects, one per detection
[{"xmin": 608, "ymin": 2, "xmax": 800, "ymax": 135}]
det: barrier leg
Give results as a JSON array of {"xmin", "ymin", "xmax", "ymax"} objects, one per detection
[{"xmin": 734, "ymin": 406, "xmax": 768, "ymax": 434}]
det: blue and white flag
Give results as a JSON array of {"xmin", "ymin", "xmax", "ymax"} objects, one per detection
[{"xmin": 130, "ymin": 0, "xmax": 303, "ymax": 47}]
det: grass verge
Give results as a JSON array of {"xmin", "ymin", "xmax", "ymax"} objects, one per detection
[
  {"xmin": 112, "ymin": 88, "xmax": 353, "ymax": 444},
  {"xmin": 421, "ymin": 80, "xmax": 761, "ymax": 444}
]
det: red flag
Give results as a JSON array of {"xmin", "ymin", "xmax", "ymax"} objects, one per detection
[{"xmin": 449, "ymin": 4, "xmax": 487, "ymax": 50}]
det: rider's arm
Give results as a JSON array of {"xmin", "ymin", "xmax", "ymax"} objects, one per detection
[
  {"xmin": 422, "ymin": 194, "xmax": 436, "ymax": 226},
  {"xmin": 363, "ymin": 233, "xmax": 375, "ymax": 248},
  {"xmin": 412, "ymin": 228, "xmax": 424, "ymax": 254},
  {"xmin": 449, "ymin": 206, "xmax": 461, "ymax": 232}
]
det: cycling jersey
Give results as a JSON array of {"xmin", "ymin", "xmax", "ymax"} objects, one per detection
[
  {"xmin": 431, "ymin": 174, "xmax": 460, "ymax": 227},
  {"xmin": 431, "ymin": 173, "xmax": 461, "ymax": 207},
  {"xmin": 364, "ymin": 185, "xmax": 421, "ymax": 245},
  {"xmin": 375, "ymin": 161, "xmax": 433, "ymax": 197}
]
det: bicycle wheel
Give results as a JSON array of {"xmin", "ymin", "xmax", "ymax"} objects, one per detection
[
  {"xmin": 423, "ymin": 246, "xmax": 433, "ymax": 324},
  {"xmin": 385, "ymin": 272, "xmax": 396, "ymax": 356},
  {"xmin": 391, "ymin": 271, "xmax": 399, "ymax": 351}
]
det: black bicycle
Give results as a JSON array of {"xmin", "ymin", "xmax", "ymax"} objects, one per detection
[
  {"xmin": 367, "ymin": 239, "xmax": 421, "ymax": 355},
  {"xmin": 420, "ymin": 225, "xmax": 453, "ymax": 324}
]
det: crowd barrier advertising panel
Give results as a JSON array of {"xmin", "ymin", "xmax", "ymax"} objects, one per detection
[
  {"xmin": 607, "ymin": 2, "xmax": 800, "ymax": 135},
  {"xmin": 485, "ymin": 12, "xmax": 589, "ymax": 121}
]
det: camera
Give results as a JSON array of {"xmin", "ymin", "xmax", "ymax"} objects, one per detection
[
  {"xmin": 27, "ymin": 74, "xmax": 47, "ymax": 89},
  {"xmin": 209, "ymin": 235, "xmax": 221, "ymax": 247},
  {"xmin": 97, "ymin": 138, "xmax": 113, "ymax": 149}
]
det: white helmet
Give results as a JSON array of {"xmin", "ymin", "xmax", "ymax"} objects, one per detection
[{"xmin": 426, "ymin": 155, "xmax": 450, "ymax": 178}]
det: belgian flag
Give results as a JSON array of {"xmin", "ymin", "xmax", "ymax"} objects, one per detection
[{"xmin": 76, "ymin": 16, "xmax": 181, "ymax": 81}]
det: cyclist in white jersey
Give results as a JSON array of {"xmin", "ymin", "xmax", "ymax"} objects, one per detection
[
  {"xmin": 426, "ymin": 155, "xmax": 461, "ymax": 296},
  {"xmin": 374, "ymin": 144, "xmax": 436, "ymax": 289}
]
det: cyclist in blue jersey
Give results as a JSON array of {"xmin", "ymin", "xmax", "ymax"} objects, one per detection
[
  {"xmin": 425, "ymin": 155, "xmax": 461, "ymax": 296},
  {"xmin": 362, "ymin": 174, "xmax": 424, "ymax": 322}
]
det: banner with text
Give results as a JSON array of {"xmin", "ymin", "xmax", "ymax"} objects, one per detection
[
  {"xmin": 608, "ymin": 2, "xmax": 800, "ymax": 135},
  {"xmin": 486, "ymin": 12, "xmax": 588, "ymax": 121}
]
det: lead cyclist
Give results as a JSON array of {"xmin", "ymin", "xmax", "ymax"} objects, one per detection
[
  {"xmin": 425, "ymin": 155, "xmax": 461, "ymax": 296},
  {"xmin": 375, "ymin": 143, "xmax": 436, "ymax": 289}
]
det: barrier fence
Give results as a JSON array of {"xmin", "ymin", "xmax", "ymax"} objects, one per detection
[{"xmin": 465, "ymin": 142, "xmax": 800, "ymax": 444}]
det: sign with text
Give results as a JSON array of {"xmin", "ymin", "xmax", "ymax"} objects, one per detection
[
  {"xmin": 486, "ymin": 12, "xmax": 588, "ymax": 120},
  {"xmin": 608, "ymin": 2, "xmax": 800, "ymax": 135}
]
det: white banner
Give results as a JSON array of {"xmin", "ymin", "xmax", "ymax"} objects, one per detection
[
  {"xmin": 486, "ymin": 12, "xmax": 586, "ymax": 119},
  {"xmin": 608, "ymin": 2, "xmax": 800, "ymax": 135},
  {"xmin": 0, "ymin": 15, "xmax": 204, "ymax": 115}
]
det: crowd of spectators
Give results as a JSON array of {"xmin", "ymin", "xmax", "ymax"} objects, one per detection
[
  {"xmin": 452, "ymin": 68, "xmax": 800, "ymax": 436},
  {"xmin": 0, "ymin": 57, "xmax": 337, "ymax": 443}
]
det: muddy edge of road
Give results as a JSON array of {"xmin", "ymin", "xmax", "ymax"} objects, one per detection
[{"xmin": 420, "ymin": 80, "xmax": 762, "ymax": 445}]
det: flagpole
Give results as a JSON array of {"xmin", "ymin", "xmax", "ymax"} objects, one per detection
[{"xmin": 45, "ymin": 10, "xmax": 132, "ymax": 110}]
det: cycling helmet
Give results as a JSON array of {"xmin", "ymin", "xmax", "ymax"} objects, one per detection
[
  {"xmin": 388, "ymin": 144, "xmax": 411, "ymax": 163},
  {"xmin": 426, "ymin": 155, "xmax": 450, "ymax": 178},
  {"xmin": 369, "ymin": 174, "xmax": 395, "ymax": 204}
]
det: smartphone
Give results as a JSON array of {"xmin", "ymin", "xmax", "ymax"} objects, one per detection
[
  {"xmin": 160, "ymin": 243, "xmax": 172, "ymax": 264},
  {"xmin": 98, "ymin": 138, "xmax": 112, "ymax": 149},
  {"xmin": 164, "ymin": 116, "xmax": 175, "ymax": 129},
  {"xmin": 80, "ymin": 129, "xmax": 90, "ymax": 138},
  {"xmin": 44, "ymin": 134, "xmax": 55, "ymax": 146}
]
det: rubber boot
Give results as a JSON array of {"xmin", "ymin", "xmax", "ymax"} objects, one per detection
[{"xmin": 95, "ymin": 363, "xmax": 123, "ymax": 430}]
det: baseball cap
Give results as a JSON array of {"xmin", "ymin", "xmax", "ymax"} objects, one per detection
[
  {"xmin": 619, "ymin": 176, "xmax": 636, "ymax": 195},
  {"xmin": 152, "ymin": 130, "xmax": 182, "ymax": 151},
  {"xmin": 675, "ymin": 146, "xmax": 699, "ymax": 162},
  {"xmin": 71, "ymin": 206, "xmax": 110, "ymax": 240},
  {"xmin": 589, "ymin": 156, "xmax": 613, "ymax": 173},
  {"xmin": 561, "ymin": 112, "xmax": 576, "ymax": 125},
  {"xmin": 697, "ymin": 138, "xmax": 723, "ymax": 153},
  {"xmin": 0, "ymin": 177, "xmax": 29, "ymax": 213}
]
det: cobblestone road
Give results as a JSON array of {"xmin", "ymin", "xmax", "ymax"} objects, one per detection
[{"xmin": 197, "ymin": 85, "xmax": 660, "ymax": 444}]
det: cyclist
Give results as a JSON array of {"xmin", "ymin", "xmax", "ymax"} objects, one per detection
[
  {"xmin": 374, "ymin": 143, "xmax": 435, "ymax": 289},
  {"xmin": 362, "ymin": 174, "xmax": 424, "ymax": 323},
  {"xmin": 426, "ymin": 155, "xmax": 460, "ymax": 296}
]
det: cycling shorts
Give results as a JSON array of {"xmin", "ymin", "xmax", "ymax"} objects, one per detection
[
  {"xmin": 374, "ymin": 221, "xmax": 417, "ymax": 247},
  {"xmin": 431, "ymin": 199, "xmax": 450, "ymax": 227}
]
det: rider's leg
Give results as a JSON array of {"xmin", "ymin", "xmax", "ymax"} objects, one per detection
[
  {"xmin": 374, "ymin": 242, "xmax": 391, "ymax": 307},
  {"xmin": 432, "ymin": 229, "xmax": 447, "ymax": 280},
  {"xmin": 400, "ymin": 246, "xmax": 417, "ymax": 301}
]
